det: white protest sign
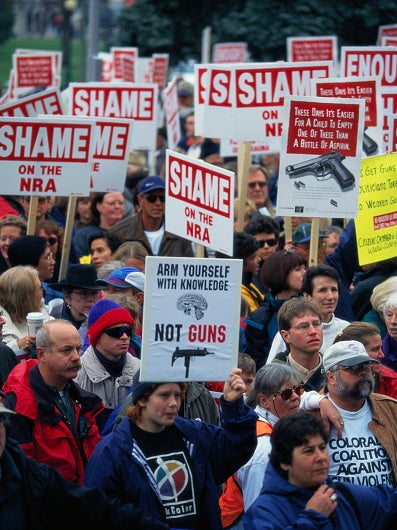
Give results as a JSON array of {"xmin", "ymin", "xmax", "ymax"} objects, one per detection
[
  {"xmin": 212, "ymin": 42, "xmax": 247, "ymax": 63},
  {"xmin": 12, "ymin": 51, "xmax": 61, "ymax": 98},
  {"xmin": 0, "ymin": 88, "xmax": 64, "ymax": 117},
  {"xmin": 164, "ymin": 78, "xmax": 181, "ymax": 150},
  {"xmin": 287, "ymin": 36, "xmax": 338, "ymax": 66},
  {"xmin": 140, "ymin": 256, "xmax": 242, "ymax": 382},
  {"xmin": 0, "ymin": 116, "xmax": 94, "ymax": 196},
  {"xmin": 137, "ymin": 57, "xmax": 154, "ymax": 84},
  {"xmin": 152, "ymin": 53, "xmax": 169, "ymax": 90},
  {"xmin": 276, "ymin": 95, "xmax": 365, "ymax": 219},
  {"xmin": 382, "ymin": 89, "xmax": 397, "ymax": 151},
  {"xmin": 111, "ymin": 46, "xmax": 138, "ymax": 81},
  {"xmin": 377, "ymin": 24, "xmax": 397, "ymax": 45},
  {"xmin": 69, "ymin": 82, "xmax": 158, "ymax": 151},
  {"xmin": 91, "ymin": 117, "xmax": 134, "ymax": 192},
  {"xmin": 195, "ymin": 61, "xmax": 333, "ymax": 143},
  {"xmin": 312, "ymin": 77, "xmax": 384, "ymax": 156},
  {"xmin": 165, "ymin": 150, "xmax": 235, "ymax": 256}
]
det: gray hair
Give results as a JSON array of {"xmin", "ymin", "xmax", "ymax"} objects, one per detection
[
  {"xmin": 383, "ymin": 292, "xmax": 397, "ymax": 317},
  {"xmin": 246, "ymin": 364, "xmax": 300, "ymax": 407},
  {"xmin": 36, "ymin": 319, "xmax": 75, "ymax": 350}
]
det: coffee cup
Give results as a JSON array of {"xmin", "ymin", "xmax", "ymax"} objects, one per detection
[{"xmin": 26, "ymin": 312, "xmax": 44, "ymax": 335}]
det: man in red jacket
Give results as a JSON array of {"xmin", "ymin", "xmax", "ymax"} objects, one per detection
[{"xmin": 3, "ymin": 319, "xmax": 104, "ymax": 484}]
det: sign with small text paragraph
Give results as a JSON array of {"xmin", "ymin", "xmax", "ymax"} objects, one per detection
[{"xmin": 140, "ymin": 257, "xmax": 242, "ymax": 382}]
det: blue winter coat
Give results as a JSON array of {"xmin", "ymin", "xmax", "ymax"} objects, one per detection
[
  {"xmin": 244, "ymin": 462, "xmax": 397, "ymax": 529},
  {"xmin": 84, "ymin": 396, "xmax": 257, "ymax": 530}
]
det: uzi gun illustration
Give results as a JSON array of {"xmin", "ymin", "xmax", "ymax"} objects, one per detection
[
  {"xmin": 285, "ymin": 150, "xmax": 355, "ymax": 192},
  {"xmin": 363, "ymin": 128, "xmax": 378, "ymax": 156},
  {"xmin": 171, "ymin": 347, "xmax": 214, "ymax": 378}
]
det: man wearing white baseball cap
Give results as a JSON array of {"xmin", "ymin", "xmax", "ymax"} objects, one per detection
[{"xmin": 323, "ymin": 339, "xmax": 397, "ymax": 487}]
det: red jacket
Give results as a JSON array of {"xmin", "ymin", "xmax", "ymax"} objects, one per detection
[
  {"xmin": 377, "ymin": 364, "xmax": 397, "ymax": 400},
  {"xmin": 3, "ymin": 359, "xmax": 103, "ymax": 484}
]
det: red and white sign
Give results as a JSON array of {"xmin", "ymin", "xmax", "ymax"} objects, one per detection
[
  {"xmin": 0, "ymin": 116, "xmax": 94, "ymax": 196},
  {"xmin": 91, "ymin": 118, "xmax": 134, "ymax": 192},
  {"xmin": 212, "ymin": 42, "xmax": 247, "ymax": 63},
  {"xmin": 0, "ymin": 88, "xmax": 64, "ymax": 117},
  {"xmin": 166, "ymin": 150, "xmax": 235, "ymax": 256},
  {"xmin": 387, "ymin": 114, "xmax": 397, "ymax": 152},
  {"xmin": 377, "ymin": 24, "xmax": 397, "ymax": 45},
  {"xmin": 195, "ymin": 61, "xmax": 333, "ymax": 144},
  {"xmin": 341, "ymin": 46, "xmax": 397, "ymax": 88},
  {"xmin": 381, "ymin": 37, "xmax": 397, "ymax": 47},
  {"xmin": 137, "ymin": 57, "xmax": 154, "ymax": 84},
  {"xmin": 98, "ymin": 52, "xmax": 114, "ymax": 82},
  {"xmin": 287, "ymin": 36, "xmax": 337, "ymax": 65},
  {"xmin": 312, "ymin": 77, "xmax": 384, "ymax": 156},
  {"xmin": 111, "ymin": 47, "xmax": 138, "ymax": 82},
  {"xmin": 12, "ymin": 51, "xmax": 61, "ymax": 98},
  {"xmin": 69, "ymin": 82, "xmax": 158, "ymax": 150},
  {"xmin": 164, "ymin": 78, "xmax": 181, "ymax": 150},
  {"xmin": 276, "ymin": 96, "xmax": 365, "ymax": 219},
  {"xmin": 382, "ymin": 89, "xmax": 397, "ymax": 151},
  {"xmin": 152, "ymin": 53, "xmax": 169, "ymax": 90}
]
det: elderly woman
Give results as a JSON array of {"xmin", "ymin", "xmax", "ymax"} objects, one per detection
[
  {"xmin": 0, "ymin": 266, "xmax": 52, "ymax": 357},
  {"xmin": 219, "ymin": 364, "xmax": 341, "ymax": 529},
  {"xmin": 381, "ymin": 292, "xmax": 397, "ymax": 373},
  {"xmin": 245, "ymin": 412, "xmax": 397, "ymax": 530}
]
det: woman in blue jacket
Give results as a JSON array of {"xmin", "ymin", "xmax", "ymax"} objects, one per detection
[
  {"xmin": 84, "ymin": 368, "xmax": 257, "ymax": 530},
  {"xmin": 244, "ymin": 412, "xmax": 397, "ymax": 530}
]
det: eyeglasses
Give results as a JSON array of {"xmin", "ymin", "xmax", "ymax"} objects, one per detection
[
  {"xmin": 283, "ymin": 248, "xmax": 296, "ymax": 255},
  {"xmin": 0, "ymin": 414, "xmax": 12, "ymax": 427},
  {"xmin": 290, "ymin": 320, "xmax": 323, "ymax": 332},
  {"xmin": 274, "ymin": 383, "xmax": 305, "ymax": 400},
  {"xmin": 0, "ymin": 236, "xmax": 18, "ymax": 243},
  {"xmin": 144, "ymin": 193, "xmax": 165, "ymax": 203},
  {"xmin": 257, "ymin": 238, "xmax": 277, "ymax": 248},
  {"xmin": 104, "ymin": 325, "xmax": 133, "ymax": 339},
  {"xmin": 71, "ymin": 290, "xmax": 100, "ymax": 298},
  {"xmin": 248, "ymin": 181, "xmax": 268, "ymax": 189},
  {"xmin": 41, "ymin": 252, "xmax": 54, "ymax": 262},
  {"xmin": 338, "ymin": 363, "xmax": 372, "ymax": 375}
]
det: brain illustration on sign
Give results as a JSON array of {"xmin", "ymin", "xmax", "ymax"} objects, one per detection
[
  {"xmin": 154, "ymin": 458, "xmax": 189, "ymax": 501},
  {"xmin": 176, "ymin": 293, "xmax": 208, "ymax": 320}
]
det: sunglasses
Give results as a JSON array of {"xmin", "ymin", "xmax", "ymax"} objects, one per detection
[
  {"xmin": 338, "ymin": 363, "xmax": 372, "ymax": 375},
  {"xmin": 248, "ymin": 181, "xmax": 268, "ymax": 189},
  {"xmin": 274, "ymin": 383, "xmax": 305, "ymax": 400},
  {"xmin": 104, "ymin": 325, "xmax": 133, "ymax": 339},
  {"xmin": 145, "ymin": 193, "xmax": 165, "ymax": 203},
  {"xmin": 257, "ymin": 238, "xmax": 277, "ymax": 248}
]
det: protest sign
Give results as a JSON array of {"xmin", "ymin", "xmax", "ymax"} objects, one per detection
[
  {"xmin": 195, "ymin": 61, "xmax": 333, "ymax": 145},
  {"xmin": 377, "ymin": 24, "xmax": 397, "ymax": 46},
  {"xmin": 212, "ymin": 42, "xmax": 247, "ymax": 63},
  {"xmin": 140, "ymin": 256, "xmax": 242, "ymax": 382},
  {"xmin": 111, "ymin": 46, "xmax": 138, "ymax": 81},
  {"xmin": 0, "ymin": 88, "xmax": 64, "ymax": 117},
  {"xmin": 355, "ymin": 153, "xmax": 397, "ymax": 265},
  {"xmin": 164, "ymin": 78, "xmax": 181, "ymax": 150},
  {"xmin": 152, "ymin": 53, "xmax": 169, "ymax": 90},
  {"xmin": 0, "ymin": 116, "xmax": 94, "ymax": 196},
  {"xmin": 90, "ymin": 118, "xmax": 134, "ymax": 191},
  {"xmin": 69, "ymin": 82, "xmax": 158, "ymax": 150},
  {"xmin": 312, "ymin": 77, "xmax": 384, "ymax": 156},
  {"xmin": 12, "ymin": 51, "xmax": 61, "ymax": 98},
  {"xmin": 165, "ymin": 150, "xmax": 235, "ymax": 255},
  {"xmin": 287, "ymin": 36, "xmax": 337, "ymax": 66},
  {"xmin": 276, "ymin": 95, "xmax": 365, "ymax": 219}
]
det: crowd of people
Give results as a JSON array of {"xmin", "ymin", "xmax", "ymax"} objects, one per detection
[{"xmin": 0, "ymin": 78, "xmax": 396, "ymax": 528}]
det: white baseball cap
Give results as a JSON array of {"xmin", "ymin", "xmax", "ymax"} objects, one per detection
[{"xmin": 323, "ymin": 340, "xmax": 379, "ymax": 372}]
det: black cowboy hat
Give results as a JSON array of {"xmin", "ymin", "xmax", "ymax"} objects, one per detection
[{"xmin": 48, "ymin": 264, "xmax": 104, "ymax": 291}]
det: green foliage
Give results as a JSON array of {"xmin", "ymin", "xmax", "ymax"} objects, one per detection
[
  {"xmin": 117, "ymin": 0, "xmax": 397, "ymax": 64},
  {"xmin": 0, "ymin": 3, "xmax": 13, "ymax": 46}
]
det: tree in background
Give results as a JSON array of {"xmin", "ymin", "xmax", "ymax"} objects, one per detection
[
  {"xmin": 0, "ymin": 3, "xmax": 14, "ymax": 46},
  {"xmin": 117, "ymin": 0, "xmax": 397, "ymax": 64}
]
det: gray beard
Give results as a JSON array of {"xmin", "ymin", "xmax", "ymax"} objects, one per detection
[{"xmin": 335, "ymin": 375, "xmax": 373, "ymax": 401}]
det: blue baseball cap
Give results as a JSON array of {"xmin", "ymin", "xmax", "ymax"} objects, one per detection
[
  {"xmin": 96, "ymin": 266, "xmax": 144, "ymax": 289},
  {"xmin": 138, "ymin": 175, "xmax": 165, "ymax": 195}
]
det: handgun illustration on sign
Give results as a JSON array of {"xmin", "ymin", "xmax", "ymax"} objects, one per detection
[
  {"xmin": 171, "ymin": 347, "xmax": 214, "ymax": 378},
  {"xmin": 285, "ymin": 150, "xmax": 355, "ymax": 192},
  {"xmin": 363, "ymin": 128, "xmax": 378, "ymax": 156}
]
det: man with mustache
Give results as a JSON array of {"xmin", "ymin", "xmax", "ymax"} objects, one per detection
[
  {"xmin": 2, "ymin": 320, "xmax": 104, "ymax": 484},
  {"xmin": 323, "ymin": 340, "xmax": 397, "ymax": 487}
]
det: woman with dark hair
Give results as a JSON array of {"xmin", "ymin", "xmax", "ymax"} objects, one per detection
[
  {"xmin": 88, "ymin": 232, "xmax": 122, "ymax": 270},
  {"xmin": 73, "ymin": 192, "xmax": 125, "ymax": 259},
  {"xmin": 84, "ymin": 369, "xmax": 257, "ymax": 530},
  {"xmin": 245, "ymin": 412, "xmax": 397, "ymax": 530},
  {"xmin": 244, "ymin": 249, "xmax": 307, "ymax": 369}
]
